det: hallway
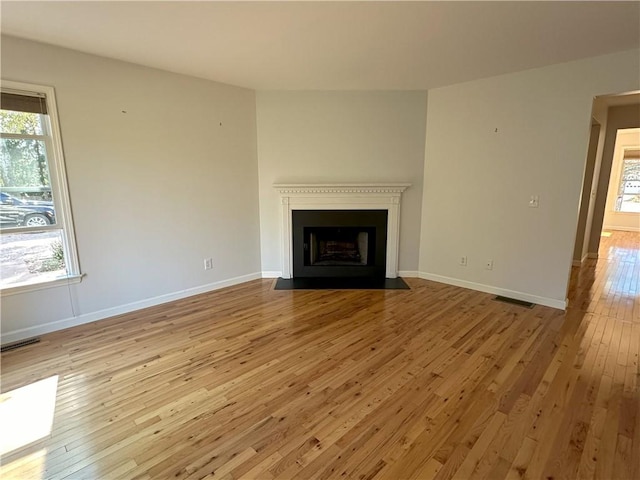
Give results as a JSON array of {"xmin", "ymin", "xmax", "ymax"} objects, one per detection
[{"xmin": 569, "ymin": 230, "xmax": 640, "ymax": 317}]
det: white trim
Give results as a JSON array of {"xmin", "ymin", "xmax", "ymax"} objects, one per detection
[
  {"xmin": 0, "ymin": 224, "xmax": 62, "ymax": 235},
  {"xmin": 1, "ymin": 274, "xmax": 83, "ymax": 297},
  {"xmin": 1, "ymin": 87, "xmax": 46, "ymax": 98},
  {"xmin": 43, "ymin": 83, "xmax": 81, "ymax": 277},
  {"xmin": 572, "ymin": 251, "xmax": 591, "ymax": 267},
  {"xmin": 274, "ymin": 183, "xmax": 410, "ymax": 279},
  {"xmin": 261, "ymin": 271, "xmax": 282, "ymax": 278},
  {"xmin": 274, "ymin": 183, "xmax": 411, "ymax": 194},
  {"xmin": 567, "ymin": 253, "xmax": 597, "ymax": 268},
  {"xmin": 417, "ymin": 271, "xmax": 566, "ymax": 310},
  {"xmin": 398, "ymin": 270, "xmax": 419, "ymax": 278},
  {"xmin": 0, "ymin": 132, "xmax": 48, "ymax": 141},
  {"xmin": 602, "ymin": 224, "xmax": 640, "ymax": 232},
  {"xmin": 1, "ymin": 272, "xmax": 261, "ymax": 345}
]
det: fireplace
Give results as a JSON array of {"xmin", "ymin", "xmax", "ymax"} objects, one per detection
[
  {"xmin": 293, "ymin": 210, "xmax": 387, "ymax": 278},
  {"xmin": 274, "ymin": 183, "xmax": 410, "ymax": 279}
]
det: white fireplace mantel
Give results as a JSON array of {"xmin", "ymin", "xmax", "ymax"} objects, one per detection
[{"xmin": 274, "ymin": 183, "xmax": 410, "ymax": 279}]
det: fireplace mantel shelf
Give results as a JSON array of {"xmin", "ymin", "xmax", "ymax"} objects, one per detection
[
  {"xmin": 274, "ymin": 183, "xmax": 411, "ymax": 195},
  {"xmin": 275, "ymin": 182, "xmax": 411, "ymax": 279}
]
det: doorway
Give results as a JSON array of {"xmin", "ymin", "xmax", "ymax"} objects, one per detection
[{"xmin": 572, "ymin": 93, "xmax": 640, "ymax": 268}]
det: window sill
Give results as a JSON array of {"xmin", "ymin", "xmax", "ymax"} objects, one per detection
[{"xmin": 1, "ymin": 274, "xmax": 84, "ymax": 297}]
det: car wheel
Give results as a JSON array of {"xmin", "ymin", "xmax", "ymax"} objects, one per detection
[{"xmin": 25, "ymin": 214, "xmax": 50, "ymax": 227}]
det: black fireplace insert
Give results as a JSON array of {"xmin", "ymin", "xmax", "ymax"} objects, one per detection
[{"xmin": 292, "ymin": 210, "xmax": 387, "ymax": 278}]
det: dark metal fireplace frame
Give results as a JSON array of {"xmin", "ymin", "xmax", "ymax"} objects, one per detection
[{"xmin": 292, "ymin": 209, "xmax": 388, "ymax": 279}]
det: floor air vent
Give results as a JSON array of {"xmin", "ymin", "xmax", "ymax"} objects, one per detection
[
  {"xmin": 1, "ymin": 337, "xmax": 41, "ymax": 352},
  {"xmin": 494, "ymin": 296, "xmax": 535, "ymax": 308}
]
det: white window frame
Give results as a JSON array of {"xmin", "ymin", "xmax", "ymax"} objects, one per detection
[{"xmin": 1, "ymin": 79, "xmax": 82, "ymax": 295}]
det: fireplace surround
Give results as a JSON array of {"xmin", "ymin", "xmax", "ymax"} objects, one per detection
[
  {"xmin": 274, "ymin": 183, "xmax": 410, "ymax": 279},
  {"xmin": 293, "ymin": 209, "xmax": 387, "ymax": 279}
]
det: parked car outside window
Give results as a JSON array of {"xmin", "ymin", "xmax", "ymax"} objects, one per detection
[
  {"xmin": 0, "ymin": 192, "xmax": 56, "ymax": 227},
  {"xmin": 0, "ymin": 204, "xmax": 28, "ymax": 227}
]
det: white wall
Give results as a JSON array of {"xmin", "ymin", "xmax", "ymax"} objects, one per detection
[
  {"xmin": 419, "ymin": 49, "xmax": 640, "ymax": 308},
  {"xmin": 256, "ymin": 91, "xmax": 427, "ymax": 275},
  {"xmin": 1, "ymin": 36, "xmax": 261, "ymax": 342},
  {"xmin": 603, "ymin": 128, "xmax": 640, "ymax": 232}
]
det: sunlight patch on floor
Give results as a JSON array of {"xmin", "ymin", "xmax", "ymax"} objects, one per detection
[
  {"xmin": 601, "ymin": 231, "xmax": 612, "ymax": 237},
  {"xmin": 0, "ymin": 375, "xmax": 58, "ymax": 456},
  {"xmin": 0, "ymin": 448, "xmax": 48, "ymax": 479}
]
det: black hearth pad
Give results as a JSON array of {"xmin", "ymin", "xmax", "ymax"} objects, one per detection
[{"xmin": 274, "ymin": 277, "xmax": 410, "ymax": 290}]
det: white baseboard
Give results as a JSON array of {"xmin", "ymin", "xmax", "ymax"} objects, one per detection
[
  {"xmin": 417, "ymin": 272, "xmax": 566, "ymax": 310},
  {"xmin": 573, "ymin": 252, "xmax": 591, "ymax": 267},
  {"xmin": 603, "ymin": 225, "xmax": 640, "ymax": 232},
  {"xmin": 261, "ymin": 271, "xmax": 282, "ymax": 278},
  {"xmin": 1, "ymin": 272, "xmax": 263, "ymax": 345},
  {"xmin": 398, "ymin": 270, "xmax": 419, "ymax": 278}
]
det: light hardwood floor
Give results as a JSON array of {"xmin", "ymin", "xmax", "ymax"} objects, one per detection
[{"xmin": 1, "ymin": 231, "xmax": 638, "ymax": 479}]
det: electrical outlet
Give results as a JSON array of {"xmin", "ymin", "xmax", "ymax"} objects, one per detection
[
  {"xmin": 204, "ymin": 258, "xmax": 213, "ymax": 270},
  {"xmin": 459, "ymin": 255, "xmax": 467, "ymax": 266},
  {"xmin": 485, "ymin": 259, "xmax": 493, "ymax": 270},
  {"xmin": 529, "ymin": 195, "xmax": 539, "ymax": 208}
]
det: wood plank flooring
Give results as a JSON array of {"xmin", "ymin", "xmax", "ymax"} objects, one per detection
[{"xmin": 1, "ymin": 230, "xmax": 638, "ymax": 479}]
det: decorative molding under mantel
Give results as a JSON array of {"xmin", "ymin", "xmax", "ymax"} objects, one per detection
[
  {"xmin": 274, "ymin": 183, "xmax": 411, "ymax": 195},
  {"xmin": 275, "ymin": 182, "xmax": 411, "ymax": 279}
]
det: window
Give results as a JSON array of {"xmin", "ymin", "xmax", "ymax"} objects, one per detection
[
  {"xmin": 614, "ymin": 148, "xmax": 640, "ymax": 213},
  {"xmin": 0, "ymin": 81, "xmax": 81, "ymax": 293}
]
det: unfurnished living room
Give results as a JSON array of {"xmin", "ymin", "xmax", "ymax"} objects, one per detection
[{"xmin": 1, "ymin": 1, "xmax": 639, "ymax": 479}]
